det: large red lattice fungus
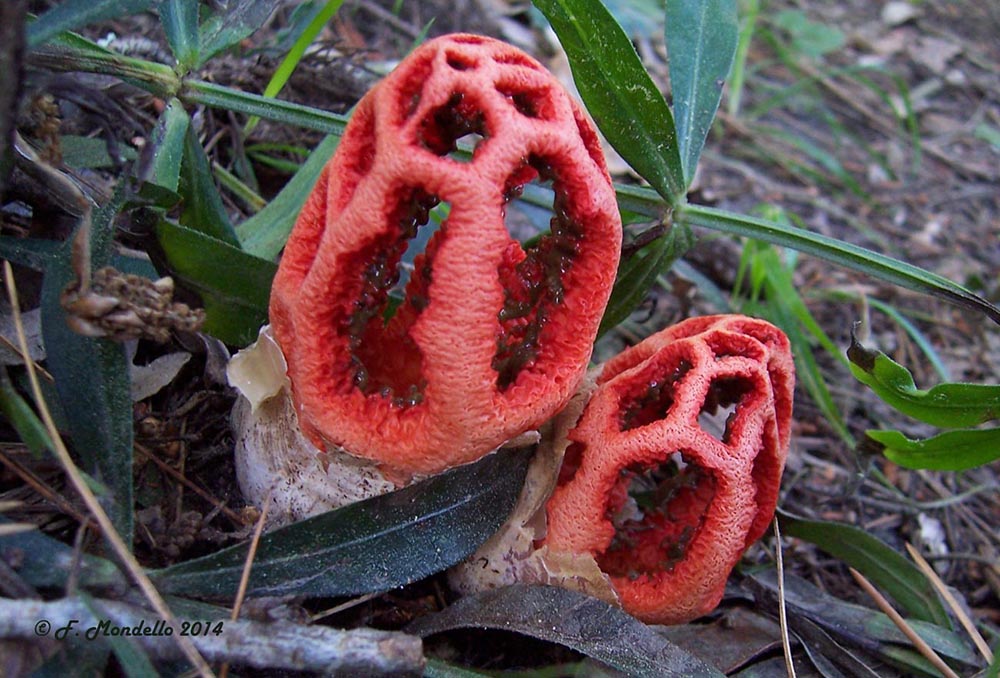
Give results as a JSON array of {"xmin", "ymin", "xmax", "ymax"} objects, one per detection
[
  {"xmin": 451, "ymin": 315, "xmax": 794, "ymax": 624},
  {"xmin": 268, "ymin": 34, "xmax": 622, "ymax": 479},
  {"xmin": 544, "ymin": 315, "xmax": 794, "ymax": 623}
]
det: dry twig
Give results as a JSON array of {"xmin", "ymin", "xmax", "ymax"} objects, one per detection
[
  {"xmin": 0, "ymin": 596, "xmax": 423, "ymax": 675},
  {"xmin": 849, "ymin": 567, "xmax": 960, "ymax": 678}
]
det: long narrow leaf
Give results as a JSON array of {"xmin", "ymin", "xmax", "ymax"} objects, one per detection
[
  {"xmin": 408, "ymin": 585, "xmax": 724, "ymax": 678},
  {"xmin": 140, "ymin": 98, "xmax": 188, "ymax": 197},
  {"xmin": 158, "ymin": 0, "xmax": 200, "ymax": 71},
  {"xmin": 237, "ymin": 135, "xmax": 339, "ymax": 259},
  {"xmin": 533, "ymin": 0, "xmax": 686, "ymax": 203},
  {"xmin": 0, "ymin": 369, "xmax": 53, "ymax": 457},
  {"xmin": 178, "ymin": 123, "xmax": 241, "ymax": 246},
  {"xmin": 778, "ymin": 511, "xmax": 950, "ymax": 628},
  {"xmin": 0, "ymin": 518, "xmax": 126, "ymax": 592},
  {"xmin": 40, "ymin": 257, "xmax": 135, "ymax": 542},
  {"xmin": 196, "ymin": 0, "xmax": 279, "ymax": 66},
  {"xmin": 152, "ymin": 449, "xmax": 531, "ymax": 599},
  {"xmin": 244, "ymin": 0, "xmax": 345, "ymax": 134},
  {"xmin": 677, "ymin": 204, "xmax": 1000, "ymax": 324},
  {"xmin": 665, "ymin": 0, "xmax": 738, "ymax": 183},
  {"xmin": 864, "ymin": 427, "xmax": 1000, "ymax": 471},
  {"xmin": 28, "ymin": 0, "xmax": 155, "ymax": 47},
  {"xmin": 182, "ymin": 80, "xmax": 349, "ymax": 135}
]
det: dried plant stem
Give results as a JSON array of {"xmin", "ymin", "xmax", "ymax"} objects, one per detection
[
  {"xmin": 849, "ymin": 567, "xmax": 960, "ymax": 678},
  {"xmin": 3, "ymin": 261, "xmax": 214, "ymax": 677},
  {"xmin": 219, "ymin": 502, "xmax": 269, "ymax": 678},
  {"xmin": 905, "ymin": 543, "xmax": 994, "ymax": 664},
  {"xmin": 774, "ymin": 518, "xmax": 797, "ymax": 678},
  {"xmin": 0, "ymin": 596, "xmax": 423, "ymax": 674}
]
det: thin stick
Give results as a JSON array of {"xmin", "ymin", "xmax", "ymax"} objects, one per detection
[
  {"xmin": 231, "ymin": 501, "xmax": 268, "ymax": 622},
  {"xmin": 905, "ymin": 543, "xmax": 994, "ymax": 664},
  {"xmin": 4, "ymin": 262, "xmax": 215, "ymax": 678},
  {"xmin": 309, "ymin": 591, "xmax": 380, "ymax": 624},
  {"xmin": 774, "ymin": 517, "xmax": 797, "ymax": 678},
  {"xmin": 219, "ymin": 501, "xmax": 268, "ymax": 678},
  {"xmin": 849, "ymin": 567, "xmax": 960, "ymax": 678},
  {"xmin": 0, "ymin": 333, "xmax": 54, "ymax": 381}
]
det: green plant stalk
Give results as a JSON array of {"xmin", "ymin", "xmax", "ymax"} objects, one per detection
[
  {"xmin": 677, "ymin": 203, "xmax": 1000, "ymax": 324},
  {"xmin": 213, "ymin": 161, "xmax": 266, "ymax": 213},
  {"xmin": 28, "ymin": 45, "xmax": 179, "ymax": 97},
  {"xmin": 244, "ymin": 0, "xmax": 346, "ymax": 135}
]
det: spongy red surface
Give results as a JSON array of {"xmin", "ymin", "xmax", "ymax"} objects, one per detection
[
  {"xmin": 270, "ymin": 34, "xmax": 622, "ymax": 477},
  {"xmin": 544, "ymin": 315, "xmax": 794, "ymax": 624}
]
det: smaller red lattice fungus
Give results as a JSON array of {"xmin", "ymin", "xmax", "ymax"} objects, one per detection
[
  {"xmin": 267, "ymin": 34, "xmax": 621, "ymax": 481},
  {"xmin": 450, "ymin": 315, "xmax": 795, "ymax": 623},
  {"xmin": 541, "ymin": 315, "xmax": 795, "ymax": 623}
]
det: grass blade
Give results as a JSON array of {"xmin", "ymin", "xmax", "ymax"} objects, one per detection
[
  {"xmin": 244, "ymin": 0, "xmax": 346, "ymax": 135},
  {"xmin": 237, "ymin": 135, "xmax": 339, "ymax": 259}
]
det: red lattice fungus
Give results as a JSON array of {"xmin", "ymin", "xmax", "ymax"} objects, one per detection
[
  {"xmin": 543, "ymin": 315, "xmax": 794, "ymax": 624},
  {"xmin": 269, "ymin": 34, "xmax": 622, "ymax": 478}
]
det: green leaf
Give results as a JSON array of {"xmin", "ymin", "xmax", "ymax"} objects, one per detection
[
  {"xmin": 158, "ymin": 0, "xmax": 200, "ymax": 70},
  {"xmin": 178, "ymin": 122, "xmax": 240, "ymax": 246},
  {"xmin": 0, "ymin": 517, "xmax": 126, "ymax": 592},
  {"xmin": 847, "ymin": 337, "xmax": 1000, "ymax": 427},
  {"xmin": 778, "ymin": 511, "xmax": 950, "ymax": 627},
  {"xmin": 864, "ymin": 427, "xmax": 1000, "ymax": 471},
  {"xmin": 153, "ymin": 219, "xmax": 275, "ymax": 346},
  {"xmin": 28, "ymin": 0, "xmax": 156, "ymax": 47},
  {"xmin": 140, "ymin": 98, "xmax": 189, "ymax": 197},
  {"xmin": 408, "ymin": 585, "xmax": 725, "ymax": 678},
  {"xmin": 197, "ymin": 0, "xmax": 279, "ymax": 66},
  {"xmin": 665, "ymin": 0, "xmax": 738, "ymax": 184},
  {"xmin": 598, "ymin": 222, "xmax": 694, "ymax": 337},
  {"xmin": 676, "ymin": 204, "xmax": 1000, "ymax": 324},
  {"xmin": 183, "ymin": 80, "xmax": 350, "ymax": 135},
  {"xmin": 0, "ymin": 369, "xmax": 53, "ymax": 457},
  {"xmin": 40, "ymin": 199, "xmax": 135, "ymax": 544},
  {"xmin": 237, "ymin": 135, "xmax": 339, "ymax": 259},
  {"xmin": 152, "ymin": 449, "xmax": 531, "ymax": 599},
  {"xmin": 532, "ymin": 0, "xmax": 686, "ymax": 203}
]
